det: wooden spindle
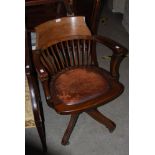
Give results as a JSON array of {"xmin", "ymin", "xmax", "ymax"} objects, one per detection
[
  {"xmin": 87, "ymin": 40, "xmax": 91, "ymax": 65},
  {"xmin": 41, "ymin": 50, "xmax": 55, "ymax": 73},
  {"xmin": 77, "ymin": 39, "xmax": 80, "ymax": 65},
  {"xmin": 60, "ymin": 42, "xmax": 69, "ymax": 67},
  {"xmin": 66, "ymin": 41, "xmax": 72, "ymax": 66},
  {"xmin": 40, "ymin": 56, "xmax": 53, "ymax": 74},
  {"xmin": 80, "ymin": 40, "xmax": 83, "ymax": 65},
  {"xmin": 83, "ymin": 40, "xmax": 86, "ymax": 65},
  {"xmin": 50, "ymin": 46, "xmax": 61, "ymax": 71},
  {"xmin": 46, "ymin": 49, "xmax": 57, "ymax": 73},
  {"xmin": 71, "ymin": 40, "xmax": 76, "ymax": 66},
  {"xmin": 55, "ymin": 44, "xmax": 65, "ymax": 69}
]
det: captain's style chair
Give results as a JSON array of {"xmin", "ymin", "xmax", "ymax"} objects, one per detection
[{"xmin": 32, "ymin": 16, "xmax": 128, "ymax": 145}]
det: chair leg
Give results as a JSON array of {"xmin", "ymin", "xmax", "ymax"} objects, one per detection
[
  {"xmin": 36, "ymin": 121, "xmax": 47, "ymax": 152},
  {"xmin": 86, "ymin": 108, "xmax": 116, "ymax": 133},
  {"xmin": 61, "ymin": 114, "xmax": 79, "ymax": 145}
]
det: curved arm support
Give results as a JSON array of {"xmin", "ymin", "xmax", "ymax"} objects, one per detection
[
  {"xmin": 33, "ymin": 50, "xmax": 49, "ymax": 81},
  {"xmin": 94, "ymin": 35, "xmax": 128, "ymax": 80},
  {"xmin": 33, "ymin": 50, "xmax": 52, "ymax": 105}
]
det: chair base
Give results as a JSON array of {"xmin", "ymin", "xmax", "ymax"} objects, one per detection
[
  {"xmin": 86, "ymin": 108, "xmax": 116, "ymax": 133},
  {"xmin": 61, "ymin": 114, "xmax": 79, "ymax": 145},
  {"xmin": 61, "ymin": 108, "xmax": 116, "ymax": 145}
]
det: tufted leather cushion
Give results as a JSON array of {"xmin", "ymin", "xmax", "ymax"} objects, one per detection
[
  {"xmin": 51, "ymin": 67, "xmax": 110, "ymax": 106},
  {"xmin": 25, "ymin": 77, "xmax": 35, "ymax": 128}
]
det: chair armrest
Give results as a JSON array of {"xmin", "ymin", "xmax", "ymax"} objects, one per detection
[
  {"xmin": 94, "ymin": 35, "xmax": 128, "ymax": 80},
  {"xmin": 33, "ymin": 50, "xmax": 49, "ymax": 81},
  {"xmin": 33, "ymin": 50, "xmax": 52, "ymax": 105},
  {"xmin": 94, "ymin": 35, "xmax": 128, "ymax": 55}
]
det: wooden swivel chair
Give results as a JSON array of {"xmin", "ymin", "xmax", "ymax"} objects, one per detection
[{"xmin": 32, "ymin": 16, "xmax": 128, "ymax": 145}]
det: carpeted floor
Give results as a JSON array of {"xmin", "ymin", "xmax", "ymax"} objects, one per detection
[{"xmin": 25, "ymin": 5, "xmax": 129, "ymax": 155}]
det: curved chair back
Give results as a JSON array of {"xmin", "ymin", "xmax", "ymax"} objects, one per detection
[
  {"xmin": 35, "ymin": 16, "xmax": 97, "ymax": 75},
  {"xmin": 35, "ymin": 16, "xmax": 91, "ymax": 48}
]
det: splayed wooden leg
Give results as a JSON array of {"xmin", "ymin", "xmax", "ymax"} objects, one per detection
[
  {"xmin": 86, "ymin": 108, "xmax": 116, "ymax": 133},
  {"xmin": 61, "ymin": 114, "xmax": 79, "ymax": 145}
]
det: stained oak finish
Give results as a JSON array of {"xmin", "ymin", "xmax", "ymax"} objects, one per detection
[
  {"xmin": 26, "ymin": 0, "xmax": 102, "ymax": 149},
  {"xmin": 26, "ymin": 0, "xmax": 101, "ymax": 33},
  {"xmin": 35, "ymin": 16, "xmax": 91, "ymax": 49},
  {"xmin": 87, "ymin": 108, "xmax": 116, "ymax": 133},
  {"xmin": 61, "ymin": 113, "xmax": 79, "ymax": 145},
  {"xmin": 32, "ymin": 16, "xmax": 128, "ymax": 145}
]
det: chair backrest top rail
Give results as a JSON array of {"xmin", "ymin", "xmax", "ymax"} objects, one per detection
[{"xmin": 35, "ymin": 16, "xmax": 92, "ymax": 49}]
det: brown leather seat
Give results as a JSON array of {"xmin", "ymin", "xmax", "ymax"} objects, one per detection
[{"xmin": 50, "ymin": 66, "xmax": 124, "ymax": 114}]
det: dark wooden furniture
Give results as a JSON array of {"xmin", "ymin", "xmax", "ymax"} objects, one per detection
[
  {"xmin": 32, "ymin": 16, "xmax": 128, "ymax": 145},
  {"xmin": 26, "ymin": 0, "xmax": 101, "ymax": 33},
  {"xmin": 25, "ymin": 0, "xmax": 102, "ymax": 149},
  {"xmin": 25, "ymin": 31, "xmax": 47, "ymax": 152}
]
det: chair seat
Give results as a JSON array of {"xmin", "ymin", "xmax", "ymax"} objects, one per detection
[{"xmin": 49, "ymin": 66, "xmax": 124, "ymax": 114}]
